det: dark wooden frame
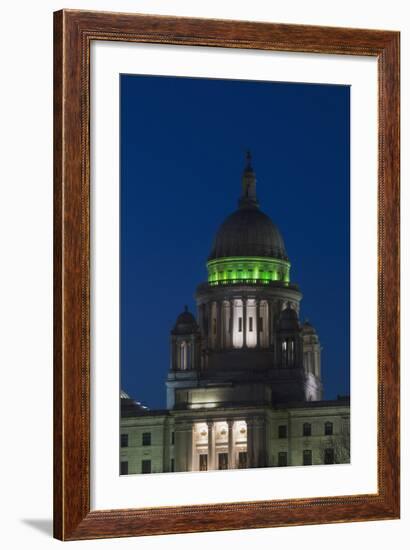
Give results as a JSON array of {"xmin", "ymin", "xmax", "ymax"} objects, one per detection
[{"xmin": 54, "ymin": 9, "xmax": 400, "ymax": 541}]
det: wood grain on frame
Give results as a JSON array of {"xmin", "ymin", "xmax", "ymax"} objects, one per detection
[{"xmin": 53, "ymin": 9, "xmax": 400, "ymax": 541}]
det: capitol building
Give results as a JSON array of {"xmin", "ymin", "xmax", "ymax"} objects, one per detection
[{"xmin": 120, "ymin": 154, "xmax": 350, "ymax": 475}]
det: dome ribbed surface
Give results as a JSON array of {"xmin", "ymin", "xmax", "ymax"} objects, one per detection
[{"xmin": 208, "ymin": 206, "xmax": 288, "ymax": 261}]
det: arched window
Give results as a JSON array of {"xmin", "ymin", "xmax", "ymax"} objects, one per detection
[
  {"xmin": 306, "ymin": 351, "xmax": 312, "ymax": 373},
  {"xmin": 289, "ymin": 339, "xmax": 295, "ymax": 365},
  {"xmin": 180, "ymin": 341, "xmax": 187, "ymax": 370},
  {"xmin": 281, "ymin": 340, "xmax": 287, "ymax": 365}
]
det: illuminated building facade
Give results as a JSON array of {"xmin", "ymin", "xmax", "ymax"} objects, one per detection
[{"xmin": 120, "ymin": 154, "xmax": 350, "ymax": 475}]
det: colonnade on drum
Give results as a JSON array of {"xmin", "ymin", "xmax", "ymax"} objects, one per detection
[{"xmin": 198, "ymin": 297, "xmax": 278, "ymax": 350}]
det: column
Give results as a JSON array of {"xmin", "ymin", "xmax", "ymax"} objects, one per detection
[
  {"xmin": 223, "ymin": 301, "xmax": 228, "ymax": 349},
  {"xmin": 243, "ymin": 297, "xmax": 247, "ymax": 349},
  {"xmin": 171, "ymin": 337, "xmax": 177, "ymax": 370},
  {"xmin": 216, "ymin": 301, "xmax": 222, "ymax": 350},
  {"xmin": 176, "ymin": 340, "xmax": 181, "ymax": 371},
  {"xmin": 315, "ymin": 350, "xmax": 320, "ymax": 377},
  {"xmin": 247, "ymin": 418, "xmax": 254, "ymax": 467},
  {"xmin": 187, "ymin": 423, "xmax": 193, "ymax": 472},
  {"xmin": 229, "ymin": 299, "xmax": 234, "ymax": 349},
  {"xmin": 256, "ymin": 299, "xmax": 261, "ymax": 348},
  {"xmin": 190, "ymin": 334, "xmax": 195, "ymax": 370},
  {"xmin": 228, "ymin": 419, "xmax": 234, "ymax": 469},
  {"xmin": 222, "ymin": 301, "xmax": 227, "ymax": 349},
  {"xmin": 207, "ymin": 421, "xmax": 214, "ymax": 470},
  {"xmin": 268, "ymin": 301, "xmax": 274, "ymax": 348},
  {"xmin": 207, "ymin": 301, "xmax": 212, "ymax": 349}
]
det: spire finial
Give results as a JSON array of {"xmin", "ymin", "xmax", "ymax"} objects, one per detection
[{"xmin": 239, "ymin": 150, "xmax": 258, "ymax": 209}]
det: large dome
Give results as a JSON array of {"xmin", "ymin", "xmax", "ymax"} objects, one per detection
[
  {"xmin": 208, "ymin": 205, "xmax": 288, "ymax": 261},
  {"xmin": 206, "ymin": 154, "xmax": 291, "ymax": 286}
]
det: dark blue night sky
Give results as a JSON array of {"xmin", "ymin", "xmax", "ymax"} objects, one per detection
[{"xmin": 120, "ymin": 74, "xmax": 350, "ymax": 410}]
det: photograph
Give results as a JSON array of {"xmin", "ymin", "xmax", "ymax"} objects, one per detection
[
  {"xmin": 119, "ymin": 74, "xmax": 351, "ymax": 475},
  {"xmin": 49, "ymin": 5, "xmax": 400, "ymax": 542}
]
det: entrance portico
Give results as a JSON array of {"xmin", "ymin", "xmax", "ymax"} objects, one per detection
[{"xmin": 192, "ymin": 420, "xmax": 248, "ymax": 471}]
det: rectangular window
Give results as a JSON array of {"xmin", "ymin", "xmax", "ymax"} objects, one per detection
[
  {"xmin": 199, "ymin": 454, "xmax": 208, "ymax": 471},
  {"xmin": 141, "ymin": 459, "xmax": 151, "ymax": 474},
  {"xmin": 120, "ymin": 433, "xmax": 128, "ymax": 447},
  {"xmin": 303, "ymin": 449, "xmax": 313, "ymax": 465},
  {"xmin": 238, "ymin": 451, "xmax": 247, "ymax": 469},
  {"xmin": 303, "ymin": 422, "xmax": 312, "ymax": 436},
  {"xmin": 278, "ymin": 452, "xmax": 288, "ymax": 467},
  {"xmin": 171, "ymin": 431, "xmax": 175, "ymax": 445},
  {"xmin": 278, "ymin": 425, "xmax": 287, "ymax": 439},
  {"xmin": 324, "ymin": 448, "xmax": 335, "ymax": 464},
  {"xmin": 218, "ymin": 452, "xmax": 228, "ymax": 470},
  {"xmin": 249, "ymin": 317, "xmax": 253, "ymax": 332},
  {"xmin": 325, "ymin": 421, "xmax": 333, "ymax": 435},
  {"xmin": 142, "ymin": 432, "xmax": 151, "ymax": 446},
  {"xmin": 120, "ymin": 461, "xmax": 128, "ymax": 475},
  {"xmin": 170, "ymin": 458, "xmax": 175, "ymax": 472},
  {"xmin": 238, "ymin": 317, "xmax": 243, "ymax": 332},
  {"xmin": 259, "ymin": 317, "xmax": 263, "ymax": 331}
]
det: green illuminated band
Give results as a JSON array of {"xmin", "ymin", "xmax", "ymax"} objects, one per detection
[{"xmin": 207, "ymin": 256, "xmax": 291, "ymax": 285}]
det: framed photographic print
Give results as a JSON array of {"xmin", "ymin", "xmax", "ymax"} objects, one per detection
[{"xmin": 54, "ymin": 9, "xmax": 400, "ymax": 541}]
